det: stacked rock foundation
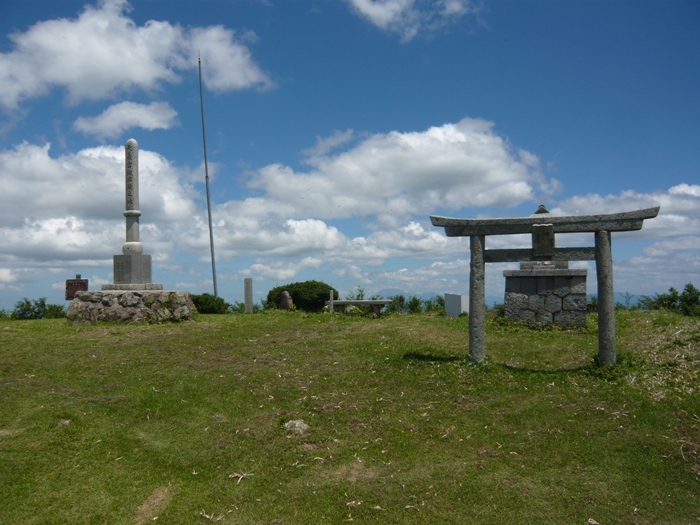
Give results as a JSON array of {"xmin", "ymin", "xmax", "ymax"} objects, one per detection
[
  {"xmin": 68, "ymin": 291, "xmax": 195, "ymax": 325},
  {"xmin": 504, "ymin": 262, "xmax": 587, "ymax": 326}
]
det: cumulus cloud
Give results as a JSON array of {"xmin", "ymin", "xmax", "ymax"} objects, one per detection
[
  {"xmin": 0, "ymin": 0, "xmax": 272, "ymax": 110},
  {"xmin": 553, "ymin": 185, "xmax": 700, "ymax": 239},
  {"xmin": 345, "ymin": 0, "xmax": 478, "ymax": 41},
  {"xmin": 73, "ymin": 101, "xmax": 178, "ymax": 139},
  {"xmin": 237, "ymin": 257, "xmax": 324, "ymax": 282},
  {"xmin": 248, "ymin": 118, "xmax": 552, "ymax": 228},
  {"xmin": 0, "ymin": 141, "xmax": 198, "ymax": 266},
  {"xmin": 302, "ymin": 129, "xmax": 355, "ymax": 157},
  {"xmin": 0, "ymin": 269, "xmax": 19, "ymax": 283}
]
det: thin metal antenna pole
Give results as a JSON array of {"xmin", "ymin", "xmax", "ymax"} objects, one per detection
[{"xmin": 198, "ymin": 51, "xmax": 218, "ymax": 297}]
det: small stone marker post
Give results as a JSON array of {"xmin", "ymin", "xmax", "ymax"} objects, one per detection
[
  {"xmin": 444, "ymin": 293, "xmax": 467, "ymax": 318},
  {"xmin": 244, "ymin": 278, "xmax": 253, "ymax": 313},
  {"xmin": 430, "ymin": 205, "xmax": 659, "ymax": 365}
]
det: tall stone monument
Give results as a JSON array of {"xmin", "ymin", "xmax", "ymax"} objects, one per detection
[
  {"xmin": 67, "ymin": 139, "xmax": 195, "ymax": 324},
  {"xmin": 102, "ymin": 139, "xmax": 162, "ymax": 291}
]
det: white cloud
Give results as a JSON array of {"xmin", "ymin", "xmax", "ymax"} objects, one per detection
[
  {"xmin": 0, "ymin": 141, "xmax": 199, "ymax": 265},
  {"xmin": 0, "ymin": 269, "xmax": 18, "ymax": 283},
  {"xmin": 73, "ymin": 101, "xmax": 178, "ymax": 139},
  {"xmin": 345, "ymin": 0, "xmax": 477, "ymax": 41},
  {"xmin": 190, "ymin": 26, "xmax": 272, "ymax": 92},
  {"xmin": 0, "ymin": 0, "xmax": 272, "ymax": 110},
  {"xmin": 178, "ymin": 214, "xmax": 351, "ymax": 260},
  {"xmin": 552, "ymin": 185, "xmax": 700, "ymax": 239},
  {"xmin": 302, "ymin": 129, "xmax": 355, "ymax": 157},
  {"xmin": 248, "ymin": 118, "xmax": 548, "ymax": 226},
  {"xmin": 237, "ymin": 256, "xmax": 324, "ymax": 281},
  {"xmin": 613, "ymin": 251, "xmax": 700, "ymax": 295}
]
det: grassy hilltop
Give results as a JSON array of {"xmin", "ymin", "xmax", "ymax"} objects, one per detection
[{"xmin": 1, "ymin": 310, "xmax": 698, "ymax": 524}]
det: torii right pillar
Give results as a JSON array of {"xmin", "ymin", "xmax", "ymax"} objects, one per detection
[
  {"xmin": 595, "ymin": 230, "xmax": 616, "ymax": 365},
  {"xmin": 431, "ymin": 205, "xmax": 660, "ymax": 366}
]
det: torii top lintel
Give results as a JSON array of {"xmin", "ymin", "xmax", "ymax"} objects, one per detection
[{"xmin": 430, "ymin": 205, "xmax": 660, "ymax": 237}]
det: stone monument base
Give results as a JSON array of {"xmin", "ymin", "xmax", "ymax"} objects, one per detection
[
  {"xmin": 113, "ymin": 254, "xmax": 152, "ymax": 285},
  {"xmin": 67, "ymin": 290, "xmax": 196, "ymax": 325},
  {"xmin": 504, "ymin": 264, "xmax": 588, "ymax": 326}
]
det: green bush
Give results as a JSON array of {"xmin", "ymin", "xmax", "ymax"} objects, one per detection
[
  {"xmin": 11, "ymin": 297, "xmax": 47, "ymax": 320},
  {"xmin": 192, "ymin": 293, "xmax": 230, "ymax": 314},
  {"xmin": 385, "ymin": 294, "xmax": 433, "ymax": 315},
  {"xmin": 587, "ymin": 295, "xmax": 598, "ymax": 313},
  {"xmin": 422, "ymin": 295, "xmax": 445, "ymax": 313},
  {"xmin": 638, "ymin": 283, "xmax": 700, "ymax": 317},
  {"xmin": 407, "ymin": 296, "xmax": 423, "ymax": 314},
  {"xmin": 229, "ymin": 301, "xmax": 264, "ymax": 314},
  {"xmin": 492, "ymin": 302, "xmax": 505, "ymax": 317},
  {"xmin": 0, "ymin": 308, "xmax": 10, "ymax": 319},
  {"xmin": 384, "ymin": 295, "xmax": 406, "ymax": 315},
  {"xmin": 45, "ymin": 304, "xmax": 67, "ymax": 319},
  {"xmin": 266, "ymin": 280, "xmax": 338, "ymax": 313},
  {"xmin": 679, "ymin": 283, "xmax": 700, "ymax": 316}
]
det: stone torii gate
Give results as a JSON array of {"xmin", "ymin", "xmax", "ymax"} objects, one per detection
[{"xmin": 430, "ymin": 205, "xmax": 660, "ymax": 366}]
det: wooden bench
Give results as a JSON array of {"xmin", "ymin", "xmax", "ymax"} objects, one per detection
[{"xmin": 326, "ymin": 294, "xmax": 392, "ymax": 317}]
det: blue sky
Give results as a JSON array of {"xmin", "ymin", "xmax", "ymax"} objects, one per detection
[{"xmin": 1, "ymin": 0, "xmax": 699, "ymax": 309}]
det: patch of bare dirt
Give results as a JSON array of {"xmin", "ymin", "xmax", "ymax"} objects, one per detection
[
  {"xmin": 325, "ymin": 462, "xmax": 378, "ymax": 484},
  {"xmin": 133, "ymin": 486, "xmax": 171, "ymax": 524}
]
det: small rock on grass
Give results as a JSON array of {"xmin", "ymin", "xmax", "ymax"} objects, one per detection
[{"xmin": 284, "ymin": 420, "xmax": 309, "ymax": 434}]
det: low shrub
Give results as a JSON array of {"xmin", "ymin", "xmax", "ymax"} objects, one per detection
[
  {"xmin": 229, "ymin": 301, "xmax": 264, "ymax": 314},
  {"xmin": 266, "ymin": 280, "xmax": 338, "ymax": 313},
  {"xmin": 587, "ymin": 295, "xmax": 598, "ymax": 313},
  {"xmin": 45, "ymin": 304, "xmax": 67, "ymax": 319},
  {"xmin": 8, "ymin": 297, "xmax": 66, "ymax": 320},
  {"xmin": 422, "ymin": 295, "xmax": 445, "ymax": 314},
  {"xmin": 384, "ymin": 295, "xmax": 407, "ymax": 315},
  {"xmin": 407, "ymin": 296, "xmax": 423, "ymax": 314},
  {"xmin": 492, "ymin": 302, "xmax": 505, "ymax": 318},
  {"xmin": 192, "ymin": 293, "xmax": 230, "ymax": 314},
  {"xmin": 638, "ymin": 282, "xmax": 700, "ymax": 317}
]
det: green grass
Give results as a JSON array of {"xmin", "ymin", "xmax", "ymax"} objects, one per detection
[{"xmin": 1, "ymin": 310, "xmax": 698, "ymax": 524}]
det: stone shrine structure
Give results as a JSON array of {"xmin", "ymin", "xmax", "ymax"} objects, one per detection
[
  {"xmin": 67, "ymin": 139, "xmax": 195, "ymax": 324},
  {"xmin": 430, "ymin": 205, "xmax": 659, "ymax": 365},
  {"xmin": 504, "ymin": 261, "xmax": 588, "ymax": 326}
]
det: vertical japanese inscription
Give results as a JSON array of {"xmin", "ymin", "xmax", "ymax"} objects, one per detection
[
  {"xmin": 114, "ymin": 259, "xmax": 126, "ymax": 283},
  {"xmin": 125, "ymin": 141, "xmax": 135, "ymax": 210}
]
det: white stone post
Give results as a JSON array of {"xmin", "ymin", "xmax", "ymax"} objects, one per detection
[
  {"xmin": 123, "ymin": 138, "xmax": 143, "ymax": 256},
  {"xmin": 244, "ymin": 278, "xmax": 253, "ymax": 313},
  {"xmin": 469, "ymin": 235, "xmax": 486, "ymax": 362}
]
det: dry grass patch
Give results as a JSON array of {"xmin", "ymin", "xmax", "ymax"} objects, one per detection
[{"xmin": 133, "ymin": 486, "xmax": 171, "ymax": 524}]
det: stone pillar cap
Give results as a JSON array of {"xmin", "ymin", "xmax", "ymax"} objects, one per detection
[{"xmin": 530, "ymin": 204, "xmax": 556, "ymax": 218}]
